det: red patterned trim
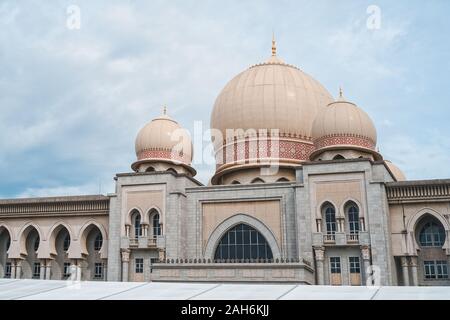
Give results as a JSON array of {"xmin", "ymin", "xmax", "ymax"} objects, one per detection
[
  {"xmin": 215, "ymin": 138, "xmax": 314, "ymax": 169},
  {"xmin": 314, "ymin": 135, "xmax": 375, "ymax": 150},
  {"xmin": 137, "ymin": 149, "xmax": 190, "ymax": 164},
  {"xmin": 218, "ymin": 131, "xmax": 313, "ymax": 145}
]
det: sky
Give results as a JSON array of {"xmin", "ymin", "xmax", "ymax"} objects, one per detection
[{"xmin": 0, "ymin": 0, "xmax": 449, "ymax": 198}]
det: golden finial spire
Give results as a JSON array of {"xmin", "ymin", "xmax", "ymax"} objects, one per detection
[{"xmin": 271, "ymin": 32, "xmax": 277, "ymax": 56}]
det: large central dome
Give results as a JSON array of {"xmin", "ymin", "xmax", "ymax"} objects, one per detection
[
  {"xmin": 211, "ymin": 57, "xmax": 333, "ymax": 142},
  {"xmin": 210, "ymin": 39, "xmax": 333, "ymax": 184}
]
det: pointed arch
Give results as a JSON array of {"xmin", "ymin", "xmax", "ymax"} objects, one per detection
[
  {"xmin": 251, "ymin": 177, "xmax": 265, "ymax": 184},
  {"xmin": 406, "ymin": 208, "xmax": 450, "ymax": 251},
  {"xmin": 126, "ymin": 207, "xmax": 143, "ymax": 225},
  {"xmin": 18, "ymin": 222, "xmax": 43, "ymax": 256},
  {"xmin": 204, "ymin": 214, "xmax": 281, "ymax": 260},
  {"xmin": 231, "ymin": 180, "xmax": 241, "ymax": 185},
  {"xmin": 0, "ymin": 223, "xmax": 13, "ymax": 241},
  {"xmin": 78, "ymin": 220, "xmax": 108, "ymax": 257},
  {"xmin": 321, "ymin": 201, "xmax": 337, "ymax": 235},
  {"xmin": 47, "ymin": 221, "xmax": 74, "ymax": 256},
  {"xmin": 407, "ymin": 208, "xmax": 450, "ymax": 233},
  {"xmin": 276, "ymin": 177, "xmax": 290, "ymax": 182},
  {"xmin": 166, "ymin": 168, "xmax": 177, "ymax": 174},
  {"xmin": 340, "ymin": 198, "xmax": 363, "ymax": 218},
  {"xmin": 333, "ymin": 154, "xmax": 345, "ymax": 160},
  {"xmin": 316, "ymin": 200, "xmax": 339, "ymax": 219},
  {"xmin": 147, "ymin": 207, "xmax": 162, "ymax": 236}
]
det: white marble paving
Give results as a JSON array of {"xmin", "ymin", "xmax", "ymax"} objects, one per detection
[{"xmin": 0, "ymin": 279, "xmax": 449, "ymax": 300}]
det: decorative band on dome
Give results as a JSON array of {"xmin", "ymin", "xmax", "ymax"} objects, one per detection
[
  {"xmin": 214, "ymin": 138, "xmax": 315, "ymax": 170},
  {"xmin": 313, "ymin": 134, "xmax": 376, "ymax": 151},
  {"xmin": 216, "ymin": 131, "xmax": 314, "ymax": 147},
  {"xmin": 137, "ymin": 148, "xmax": 190, "ymax": 164}
]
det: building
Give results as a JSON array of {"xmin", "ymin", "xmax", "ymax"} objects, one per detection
[{"xmin": 0, "ymin": 39, "xmax": 449, "ymax": 286}]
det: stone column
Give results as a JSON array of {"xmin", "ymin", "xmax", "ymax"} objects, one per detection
[
  {"xmin": 121, "ymin": 249, "xmax": 130, "ymax": 282},
  {"xmin": 361, "ymin": 246, "xmax": 371, "ymax": 285},
  {"xmin": 71, "ymin": 259, "xmax": 82, "ymax": 281},
  {"xmin": 40, "ymin": 260, "xmax": 46, "ymax": 280},
  {"xmin": 102, "ymin": 259, "xmax": 108, "ymax": 281},
  {"xmin": 359, "ymin": 217, "xmax": 365, "ymax": 232},
  {"xmin": 401, "ymin": 256, "xmax": 410, "ymax": 286},
  {"xmin": 314, "ymin": 247, "xmax": 325, "ymax": 285},
  {"xmin": 142, "ymin": 224, "xmax": 149, "ymax": 237},
  {"xmin": 316, "ymin": 219, "xmax": 322, "ymax": 233},
  {"xmin": 410, "ymin": 256, "xmax": 419, "ymax": 286},
  {"xmin": 125, "ymin": 225, "xmax": 130, "ymax": 238},
  {"xmin": 15, "ymin": 260, "xmax": 22, "ymax": 279},
  {"xmin": 45, "ymin": 260, "xmax": 52, "ymax": 280},
  {"xmin": 10, "ymin": 260, "xmax": 16, "ymax": 279}
]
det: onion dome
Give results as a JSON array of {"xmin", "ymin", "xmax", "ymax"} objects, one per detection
[
  {"xmin": 310, "ymin": 89, "xmax": 381, "ymax": 160},
  {"xmin": 210, "ymin": 36, "xmax": 333, "ymax": 184},
  {"xmin": 131, "ymin": 107, "xmax": 195, "ymax": 175}
]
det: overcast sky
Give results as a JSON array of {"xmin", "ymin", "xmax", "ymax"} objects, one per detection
[{"xmin": 1, "ymin": 0, "xmax": 449, "ymax": 198}]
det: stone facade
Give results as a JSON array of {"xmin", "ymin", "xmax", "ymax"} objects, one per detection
[{"xmin": 1, "ymin": 159, "xmax": 448, "ymax": 286}]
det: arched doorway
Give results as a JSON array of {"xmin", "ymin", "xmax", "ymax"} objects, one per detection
[
  {"xmin": 82, "ymin": 224, "xmax": 105, "ymax": 281},
  {"xmin": 21, "ymin": 226, "xmax": 40, "ymax": 279},
  {"xmin": 415, "ymin": 215, "xmax": 449, "ymax": 283},
  {"xmin": 214, "ymin": 223, "xmax": 273, "ymax": 261},
  {"xmin": 51, "ymin": 226, "xmax": 72, "ymax": 280},
  {"xmin": 0, "ymin": 226, "xmax": 11, "ymax": 278}
]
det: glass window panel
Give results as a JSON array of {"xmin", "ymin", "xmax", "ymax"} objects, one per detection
[{"xmin": 214, "ymin": 224, "xmax": 273, "ymax": 261}]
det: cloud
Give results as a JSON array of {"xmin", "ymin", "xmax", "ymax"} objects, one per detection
[
  {"xmin": 381, "ymin": 131, "xmax": 450, "ymax": 180},
  {"xmin": 0, "ymin": 1, "xmax": 449, "ymax": 198}
]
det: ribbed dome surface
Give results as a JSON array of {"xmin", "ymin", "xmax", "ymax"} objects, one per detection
[
  {"xmin": 135, "ymin": 113, "xmax": 192, "ymax": 165},
  {"xmin": 312, "ymin": 98, "xmax": 377, "ymax": 146},
  {"xmin": 210, "ymin": 57, "xmax": 333, "ymax": 147},
  {"xmin": 385, "ymin": 160, "xmax": 406, "ymax": 181}
]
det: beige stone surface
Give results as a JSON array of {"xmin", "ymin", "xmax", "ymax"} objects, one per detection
[
  {"xmin": 202, "ymin": 200, "xmax": 282, "ymax": 251},
  {"xmin": 309, "ymin": 173, "xmax": 365, "ymax": 219}
]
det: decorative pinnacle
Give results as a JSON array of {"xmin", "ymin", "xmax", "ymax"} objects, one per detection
[
  {"xmin": 271, "ymin": 32, "xmax": 277, "ymax": 56},
  {"xmin": 339, "ymin": 86, "xmax": 343, "ymax": 98},
  {"xmin": 162, "ymin": 105, "xmax": 167, "ymax": 115}
]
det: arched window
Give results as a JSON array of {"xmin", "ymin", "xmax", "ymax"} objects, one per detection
[
  {"xmin": 251, "ymin": 178, "xmax": 265, "ymax": 184},
  {"xmin": 63, "ymin": 234, "xmax": 71, "ymax": 251},
  {"xmin": 276, "ymin": 177, "xmax": 290, "ymax": 182},
  {"xmin": 214, "ymin": 224, "xmax": 273, "ymax": 261},
  {"xmin": 419, "ymin": 221, "xmax": 446, "ymax": 247},
  {"xmin": 166, "ymin": 168, "xmax": 177, "ymax": 174},
  {"xmin": 145, "ymin": 166, "xmax": 155, "ymax": 172},
  {"xmin": 333, "ymin": 155, "xmax": 345, "ymax": 160},
  {"xmin": 347, "ymin": 204, "xmax": 360, "ymax": 234},
  {"xmin": 34, "ymin": 236, "xmax": 40, "ymax": 252},
  {"xmin": 324, "ymin": 204, "xmax": 337, "ymax": 234},
  {"xmin": 133, "ymin": 213, "xmax": 142, "ymax": 239},
  {"xmin": 152, "ymin": 213, "xmax": 161, "ymax": 236},
  {"xmin": 231, "ymin": 180, "xmax": 241, "ymax": 185},
  {"xmin": 94, "ymin": 233, "xmax": 103, "ymax": 251}
]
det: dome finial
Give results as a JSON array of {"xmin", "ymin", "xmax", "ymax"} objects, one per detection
[
  {"xmin": 162, "ymin": 105, "xmax": 167, "ymax": 115},
  {"xmin": 337, "ymin": 86, "xmax": 345, "ymax": 101},
  {"xmin": 271, "ymin": 32, "xmax": 277, "ymax": 56}
]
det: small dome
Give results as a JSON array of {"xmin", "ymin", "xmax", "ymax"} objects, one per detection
[
  {"xmin": 311, "ymin": 92, "xmax": 378, "ymax": 157},
  {"xmin": 385, "ymin": 160, "xmax": 406, "ymax": 181},
  {"xmin": 132, "ymin": 110, "xmax": 193, "ymax": 171}
]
